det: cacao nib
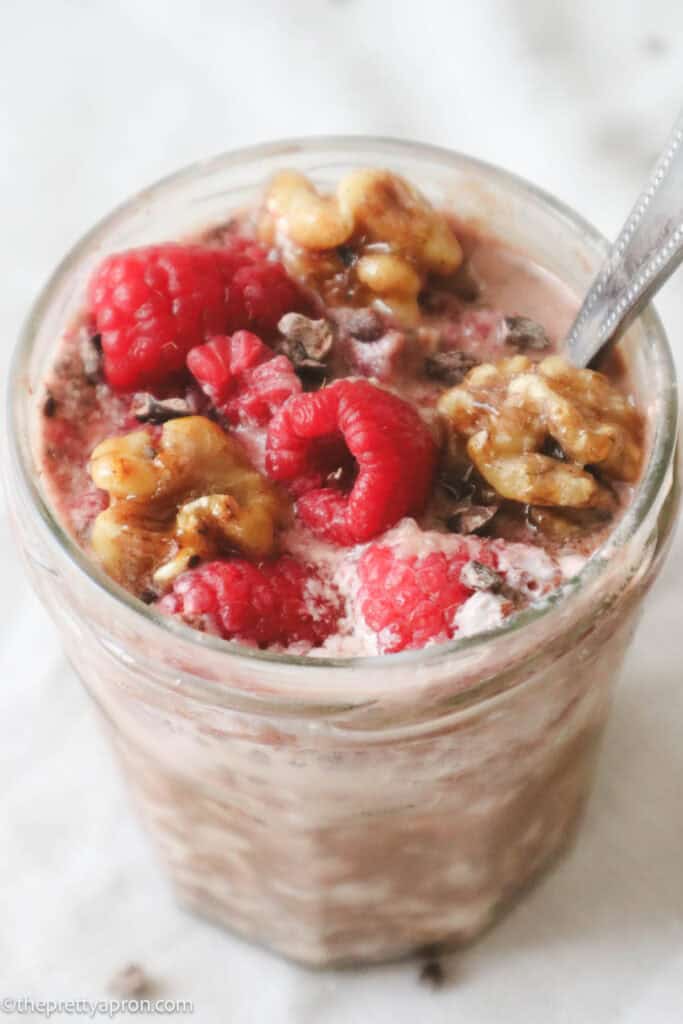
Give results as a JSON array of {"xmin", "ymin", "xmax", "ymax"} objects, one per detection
[
  {"xmin": 504, "ymin": 315, "xmax": 551, "ymax": 352},
  {"xmin": 424, "ymin": 350, "xmax": 479, "ymax": 384},
  {"xmin": 133, "ymin": 394, "xmax": 193, "ymax": 424}
]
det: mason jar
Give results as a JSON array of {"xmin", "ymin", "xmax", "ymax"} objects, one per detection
[{"xmin": 6, "ymin": 138, "xmax": 679, "ymax": 965}]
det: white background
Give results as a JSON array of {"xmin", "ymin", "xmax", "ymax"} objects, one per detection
[{"xmin": 2, "ymin": 1, "xmax": 683, "ymax": 1021}]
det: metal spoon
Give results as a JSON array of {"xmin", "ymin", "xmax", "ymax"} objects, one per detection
[{"xmin": 566, "ymin": 109, "xmax": 683, "ymax": 368}]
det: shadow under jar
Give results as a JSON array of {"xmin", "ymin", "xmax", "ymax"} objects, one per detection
[{"xmin": 6, "ymin": 138, "xmax": 680, "ymax": 966}]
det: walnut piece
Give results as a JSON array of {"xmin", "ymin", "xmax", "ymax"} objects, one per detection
[
  {"xmin": 260, "ymin": 168, "xmax": 463, "ymax": 324},
  {"xmin": 89, "ymin": 416, "xmax": 289, "ymax": 592},
  {"xmin": 438, "ymin": 355, "xmax": 643, "ymax": 509}
]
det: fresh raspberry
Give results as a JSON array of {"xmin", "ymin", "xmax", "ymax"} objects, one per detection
[
  {"xmin": 158, "ymin": 557, "xmax": 342, "ymax": 649},
  {"xmin": 89, "ymin": 240, "xmax": 301, "ymax": 392},
  {"xmin": 357, "ymin": 533, "xmax": 562, "ymax": 653},
  {"xmin": 187, "ymin": 331, "xmax": 301, "ymax": 425},
  {"xmin": 357, "ymin": 538, "xmax": 496, "ymax": 653},
  {"xmin": 265, "ymin": 380, "xmax": 437, "ymax": 545}
]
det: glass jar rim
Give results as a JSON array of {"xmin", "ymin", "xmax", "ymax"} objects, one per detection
[{"xmin": 7, "ymin": 134, "xmax": 679, "ymax": 679}]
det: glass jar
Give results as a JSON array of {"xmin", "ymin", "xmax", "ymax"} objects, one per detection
[{"xmin": 6, "ymin": 139, "xmax": 679, "ymax": 966}]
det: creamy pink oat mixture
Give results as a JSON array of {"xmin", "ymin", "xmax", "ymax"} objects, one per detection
[{"xmin": 39, "ymin": 168, "xmax": 644, "ymax": 657}]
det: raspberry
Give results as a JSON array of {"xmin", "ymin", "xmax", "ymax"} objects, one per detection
[
  {"xmin": 265, "ymin": 380, "xmax": 437, "ymax": 545},
  {"xmin": 89, "ymin": 240, "xmax": 301, "ymax": 392},
  {"xmin": 357, "ymin": 532, "xmax": 562, "ymax": 653},
  {"xmin": 187, "ymin": 331, "xmax": 301, "ymax": 425},
  {"xmin": 158, "ymin": 557, "xmax": 342, "ymax": 648},
  {"xmin": 357, "ymin": 538, "xmax": 496, "ymax": 653}
]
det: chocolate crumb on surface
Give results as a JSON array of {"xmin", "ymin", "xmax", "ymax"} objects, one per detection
[
  {"xmin": 43, "ymin": 392, "xmax": 57, "ymax": 418},
  {"xmin": 108, "ymin": 963, "xmax": 155, "ymax": 999},
  {"xmin": 425, "ymin": 350, "xmax": 479, "ymax": 384},
  {"xmin": 419, "ymin": 958, "xmax": 446, "ymax": 989},
  {"xmin": 133, "ymin": 394, "xmax": 193, "ymax": 424},
  {"xmin": 503, "ymin": 315, "xmax": 551, "ymax": 352}
]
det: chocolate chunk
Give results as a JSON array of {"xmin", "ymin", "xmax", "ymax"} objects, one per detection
[
  {"xmin": 186, "ymin": 554, "xmax": 201, "ymax": 569},
  {"xmin": 278, "ymin": 313, "xmax": 334, "ymax": 362},
  {"xmin": 80, "ymin": 332, "xmax": 103, "ymax": 384},
  {"xmin": 139, "ymin": 589, "xmax": 158, "ymax": 605},
  {"xmin": 503, "ymin": 316, "xmax": 551, "ymax": 352},
  {"xmin": 343, "ymin": 307, "xmax": 384, "ymax": 342},
  {"xmin": 446, "ymin": 504, "xmax": 499, "ymax": 535},
  {"xmin": 43, "ymin": 392, "xmax": 57, "ymax": 417},
  {"xmin": 108, "ymin": 963, "xmax": 154, "ymax": 999},
  {"xmin": 133, "ymin": 394, "xmax": 193, "ymax": 424},
  {"xmin": 419, "ymin": 959, "xmax": 445, "ymax": 989},
  {"xmin": 461, "ymin": 559, "xmax": 503, "ymax": 592},
  {"xmin": 425, "ymin": 350, "xmax": 479, "ymax": 384}
]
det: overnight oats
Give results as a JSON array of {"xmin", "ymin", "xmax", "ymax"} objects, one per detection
[{"xmin": 7, "ymin": 141, "xmax": 679, "ymax": 965}]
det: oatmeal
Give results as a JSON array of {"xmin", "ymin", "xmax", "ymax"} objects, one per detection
[
  {"xmin": 39, "ymin": 168, "xmax": 643, "ymax": 655},
  {"xmin": 12, "ymin": 148, "xmax": 675, "ymax": 968}
]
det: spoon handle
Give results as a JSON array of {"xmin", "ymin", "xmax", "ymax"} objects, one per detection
[{"xmin": 566, "ymin": 110, "xmax": 683, "ymax": 368}]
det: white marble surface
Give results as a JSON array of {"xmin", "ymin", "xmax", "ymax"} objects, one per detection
[{"xmin": 2, "ymin": 1, "xmax": 683, "ymax": 1020}]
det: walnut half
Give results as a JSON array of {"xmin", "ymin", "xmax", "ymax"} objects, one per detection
[
  {"xmin": 438, "ymin": 355, "xmax": 643, "ymax": 511},
  {"xmin": 89, "ymin": 416, "xmax": 289, "ymax": 593},
  {"xmin": 260, "ymin": 168, "xmax": 463, "ymax": 324}
]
